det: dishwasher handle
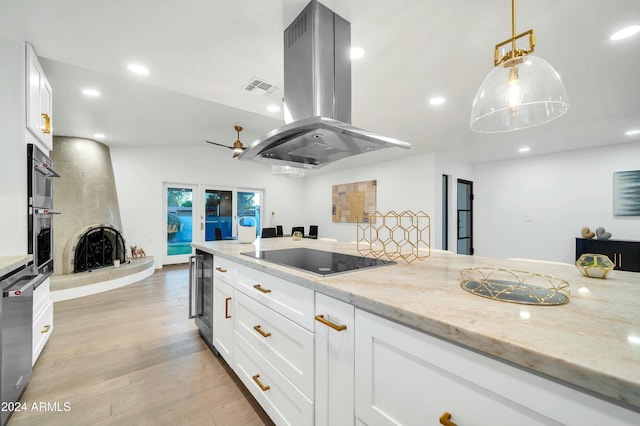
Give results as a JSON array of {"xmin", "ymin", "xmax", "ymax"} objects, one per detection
[
  {"xmin": 188, "ymin": 254, "xmax": 203, "ymax": 319},
  {"xmin": 3, "ymin": 275, "xmax": 39, "ymax": 297},
  {"xmin": 188, "ymin": 255, "xmax": 197, "ymax": 319}
]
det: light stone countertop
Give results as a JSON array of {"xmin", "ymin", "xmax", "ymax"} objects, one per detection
[
  {"xmin": 0, "ymin": 254, "xmax": 32, "ymax": 278},
  {"xmin": 192, "ymin": 238, "xmax": 640, "ymax": 411}
]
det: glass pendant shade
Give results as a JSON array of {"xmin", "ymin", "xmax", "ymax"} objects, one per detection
[{"xmin": 470, "ymin": 56, "xmax": 569, "ymax": 133}]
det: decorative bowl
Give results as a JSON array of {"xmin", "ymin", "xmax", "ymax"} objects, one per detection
[{"xmin": 575, "ymin": 253, "xmax": 614, "ymax": 279}]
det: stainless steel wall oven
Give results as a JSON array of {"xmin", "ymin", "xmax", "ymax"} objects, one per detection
[{"xmin": 27, "ymin": 144, "xmax": 60, "ymax": 277}]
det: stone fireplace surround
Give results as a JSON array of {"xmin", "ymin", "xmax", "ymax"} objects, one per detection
[{"xmin": 50, "ymin": 136, "xmax": 154, "ymax": 300}]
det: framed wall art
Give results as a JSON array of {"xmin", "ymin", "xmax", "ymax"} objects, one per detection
[
  {"xmin": 613, "ymin": 170, "xmax": 640, "ymax": 216},
  {"xmin": 332, "ymin": 180, "xmax": 377, "ymax": 223}
]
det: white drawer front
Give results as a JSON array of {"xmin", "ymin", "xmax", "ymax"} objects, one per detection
[
  {"xmin": 33, "ymin": 278, "xmax": 50, "ymax": 316},
  {"xmin": 355, "ymin": 309, "xmax": 640, "ymax": 426},
  {"xmin": 214, "ymin": 256, "xmax": 236, "ymax": 284},
  {"xmin": 236, "ymin": 265, "xmax": 314, "ymax": 330},
  {"xmin": 234, "ymin": 331, "xmax": 313, "ymax": 426},
  {"xmin": 235, "ymin": 291, "xmax": 314, "ymax": 398},
  {"xmin": 32, "ymin": 301, "xmax": 53, "ymax": 365}
]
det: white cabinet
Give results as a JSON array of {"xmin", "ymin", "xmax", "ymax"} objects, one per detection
[
  {"xmin": 25, "ymin": 42, "xmax": 53, "ymax": 151},
  {"xmin": 234, "ymin": 331, "xmax": 314, "ymax": 426},
  {"xmin": 220, "ymin": 260, "xmax": 315, "ymax": 425},
  {"xmin": 354, "ymin": 309, "xmax": 640, "ymax": 426},
  {"xmin": 212, "ymin": 256, "xmax": 236, "ymax": 364},
  {"xmin": 315, "ymin": 293, "xmax": 355, "ymax": 426},
  {"xmin": 32, "ymin": 278, "xmax": 53, "ymax": 365},
  {"xmin": 212, "ymin": 279, "xmax": 234, "ymax": 364},
  {"xmin": 235, "ymin": 290, "xmax": 314, "ymax": 397},
  {"xmin": 236, "ymin": 264, "xmax": 315, "ymax": 331}
]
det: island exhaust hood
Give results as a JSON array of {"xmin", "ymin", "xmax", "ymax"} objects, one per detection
[{"xmin": 239, "ymin": 0, "xmax": 410, "ymax": 169}]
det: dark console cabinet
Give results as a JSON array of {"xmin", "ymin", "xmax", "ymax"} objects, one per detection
[{"xmin": 576, "ymin": 238, "xmax": 640, "ymax": 272}]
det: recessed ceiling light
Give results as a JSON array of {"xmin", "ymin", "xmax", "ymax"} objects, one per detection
[
  {"xmin": 429, "ymin": 97, "xmax": 445, "ymax": 106},
  {"xmin": 93, "ymin": 133, "xmax": 105, "ymax": 139},
  {"xmin": 519, "ymin": 147, "xmax": 530, "ymax": 153},
  {"xmin": 350, "ymin": 47, "xmax": 365, "ymax": 60},
  {"xmin": 82, "ymin": 88, "xmax": 101, "ymax": 97},
  {"xmin": 127, "ymin": 63, "xmax": 149, "ymax": 75},
  {"xmin": 625, "ymin": 129, "xmax": 640, "ymax": 136},
  {"xmin": 610, "ymin": 25, "xmax": 640, "ymax": 41},
  {"xmin": 267, "ymin": 105, "xmax": 281, "ymax": 112}
]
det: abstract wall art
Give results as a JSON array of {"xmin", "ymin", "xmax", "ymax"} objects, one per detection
[
  {"xmin": 613, "ymin": 170, "xmax": 640, "ymax": 216},
  {"xmin": 331, "ymin": 180, "xmax": 377, "ymax": 223}
]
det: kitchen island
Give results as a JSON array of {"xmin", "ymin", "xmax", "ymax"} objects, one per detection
[{"xmin": 192, "ymin": 238, "xmax": 640, "ymax": 425}]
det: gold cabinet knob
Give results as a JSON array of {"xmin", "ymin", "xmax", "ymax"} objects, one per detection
[
  {"xmin": 440, "ymin": 412, "xmax": 457, "ymax": 426},
  {"xmin": 252, "ymin": 374, "xmax": 270, "ymax": 392},
  {"xmin": 315, "ymin": 314, "xmax": 347, "ymax": 331},
  {"xmin": 253, "ymin": 284, "xmax": 272, "ymax": 294},
  {"xmin": 253, "ymin": 325, "xmax": 272, "ymax": 338}
]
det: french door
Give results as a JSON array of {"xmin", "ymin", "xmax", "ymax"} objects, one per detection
[
  {"xmin": 164, "ymin": 184, "xmax": 197, "ymax": 265},
  {"xmin": 164, "ymin": 184, "xmax": 263, "ymax": 265},
  {"xmin": 200, "ymin": 186, "xmax": 235, "ymax": 241}
]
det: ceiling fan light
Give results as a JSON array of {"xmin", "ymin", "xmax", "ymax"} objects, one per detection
[{"xmin": 470, "ymin": 56, "xmax": 569, "ymax": 133}]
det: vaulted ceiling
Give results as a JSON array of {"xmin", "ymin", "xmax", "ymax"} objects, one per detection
[{"xmin": 1, "ymin": 0, "xmax": 638, "ymax": 171}]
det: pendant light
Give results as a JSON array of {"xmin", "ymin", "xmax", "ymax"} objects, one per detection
[{"xmin": 470, "ymin": 0, "xmax": 569, "ymax": 133}]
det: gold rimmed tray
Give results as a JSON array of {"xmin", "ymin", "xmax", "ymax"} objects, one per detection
[{"xmin": 460, "ymin": 267, "xmax": 570, "ymax": 305}]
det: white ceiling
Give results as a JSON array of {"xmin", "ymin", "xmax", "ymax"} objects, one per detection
[{"xmin": 1, "ymin": 0, "xmax": 639, "ymax": 170}]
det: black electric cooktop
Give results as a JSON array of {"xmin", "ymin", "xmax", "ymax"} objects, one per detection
[{"xmin": 241, "ymin": 247, "xmax": 395, "ymax": 276}]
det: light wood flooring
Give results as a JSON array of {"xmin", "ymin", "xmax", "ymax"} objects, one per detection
[{"xmin": 8, "ymin": 264, "xmax": 274, "ymax": 426}]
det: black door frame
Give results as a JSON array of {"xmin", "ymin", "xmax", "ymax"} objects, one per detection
[{"xmin": 456, "ymin": 179, "xmax": 474, "ymax": 255}]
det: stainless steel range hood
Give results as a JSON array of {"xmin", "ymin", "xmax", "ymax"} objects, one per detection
[{"xmin": 239, "ymin": 0, "xmax": 410, "ymax": 169}]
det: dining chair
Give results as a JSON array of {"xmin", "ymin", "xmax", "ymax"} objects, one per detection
[
  {"xmin": 214, "ymin": 227, "xmax": 222, "ymax": 241},
  {"xmin": 308, "ymin": 225, "xmax": 318, "ymax": 239},
  {"xmin": 291, "ymin": 226, "xmax": 305, "ymax": 237},
  {"xmin": 276, "ymin": 225, "xmax": 283, "ymax": 237},
  {"xmin": 261, "ymin": 227, "xmax": 277, "ymax": 238}
]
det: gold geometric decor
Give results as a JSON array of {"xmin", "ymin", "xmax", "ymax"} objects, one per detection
[
  {"xmin": 356, "ymin": 210, "xmax": 430, "ymax": 263},
  {"xmin": 575, "ymin": 253, "xmax": 614, "ymax": 279},
  {"xmin": 332, "ymin": 180, "xmax": 377, "ymax": 223},
  {"xmin": 460, "ymin": 267, "xmax": 570, "ymax": 305}
]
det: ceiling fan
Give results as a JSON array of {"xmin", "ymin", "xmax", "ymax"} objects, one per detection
[{"xmin": 206, "ymin": 125, "xmax": 246, "ymax": 158}]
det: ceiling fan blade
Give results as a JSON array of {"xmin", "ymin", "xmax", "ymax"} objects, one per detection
[{"xmin": 205, "ymin": 140, "xmax": 233, "ymax": 150}]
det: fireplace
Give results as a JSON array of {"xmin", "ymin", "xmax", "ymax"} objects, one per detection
[{"xmin": 73, "ymin": 225, "xmax": 126, "ymax": 273}]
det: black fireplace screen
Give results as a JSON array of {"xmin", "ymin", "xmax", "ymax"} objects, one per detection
[{"xmin": 74, "ymin": 226, "xmax": 126, "ymax": 273}]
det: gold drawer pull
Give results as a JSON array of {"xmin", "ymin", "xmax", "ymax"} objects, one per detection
[
  {"xmin": 439, "ymin": 412, "xmax": 457, "ymax": 426},
  {"xmin": 215, "ymin": 266, "xmax": 227, "ymax": 273},
  {"xmin": 315, "ymin": 315, "xmax": 347, "ymax": 331},
  {"xmin": 41, "ymin": 113, "xmax": 51, "ymax": 134},
  {"xmin": 253, "ymin": 325, "xmax": 271, "ymax": 338},
  {"xmin": 41, "ymin": 324, "xmax": 51, "ymax": 334},
  {"xmin": 253, "ymin": 284, "xmax": 272, "ymax": 294},
  {"xmin": 225, "ymin": 297, "xmax": 231, "ymax": 319},
  {"xmin": 252, "ymin": 374, "xmax": 270, "ymax": 392}
]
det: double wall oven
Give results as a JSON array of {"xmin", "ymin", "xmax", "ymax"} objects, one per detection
[{"xmin": 27, "ymin": 143, "xmax": 60, "ymax": 278}]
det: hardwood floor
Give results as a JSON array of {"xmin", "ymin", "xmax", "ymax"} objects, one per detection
[{"xmin": 8, "ymin": 264, "xmax": 275, "ymax": 426}]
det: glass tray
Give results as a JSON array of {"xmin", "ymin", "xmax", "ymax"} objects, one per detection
[{"xmin": 460, "ymin": 267, "xmax": 570, "ymax": 305}]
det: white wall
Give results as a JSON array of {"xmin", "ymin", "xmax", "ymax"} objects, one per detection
[
  {"xmin": 302, "ymin": 153, "xmax": 438, "ymax": 242},
  {"xmin": 110, "ymin": 145, "xmax": 305, "ymax": 267},
  {"xmin": 474, "ymin": 142, "xmax": 640, "ymax": 263}
]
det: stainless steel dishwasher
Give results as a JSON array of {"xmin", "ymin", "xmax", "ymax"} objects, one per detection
[{"xmin": 1, "ymin": 264, "xmax": 40, "ymax": 426}]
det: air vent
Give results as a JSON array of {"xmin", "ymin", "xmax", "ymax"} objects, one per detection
[
  {"xmin": 243, "ymin": 77, "xmax": 278, "ymax": 95},
  {"xmin": 286, "ymin": 11, "xmax": 308, "ymax": 48}
]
